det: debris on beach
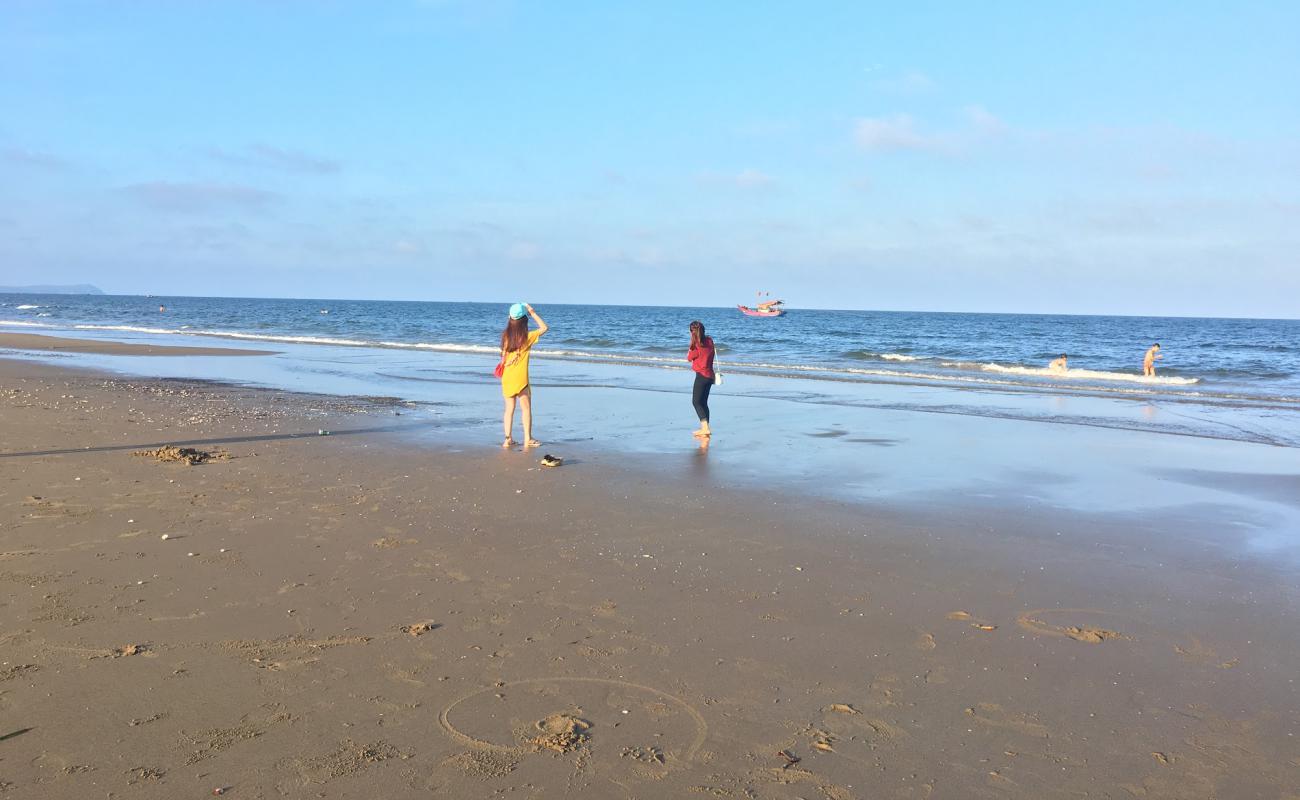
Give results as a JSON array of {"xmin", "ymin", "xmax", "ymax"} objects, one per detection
[
  {"xmin": 114, "ymin": 643, "xmax": 146, "ymax": 657},
  {"xmin": 971, "ymin": 623, "xmax": 998, "ymax": 631},
  {"xmin": 525, "ymin": 713, "xmax": 590, "ymax": 753},
  {"xmin": 133, "ymin": 445, "xmax": 226, "ymax": 465},
  {"xmin": 400, "ymin": 622, "xmax": 438, "ymax": 636},
  {"xmin": 946, "ymin": 611, "xmax": 972, "ymax": 620},
  {"xmin": 776, "ymin": 749, "xmax": 801, "ymax": 768},
  {"xmin": 827, "ymin": 703, "xmax": 860, "ymax": 715},
  {"xmin": 1016, "ymin": 611, "xmax": 1130, "ymax": 644},
  {"xmin": 1063, "ymin": 625, "xmax": 1125, "ymax": 643},
  {"xmin": 540, "ymin": 454, "xmax": 563, "ymax": 468}
]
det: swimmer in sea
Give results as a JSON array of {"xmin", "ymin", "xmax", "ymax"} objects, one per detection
[
  {"xmin": 1049, "ymin": 354, "xmax": 1068, "ymax": 372},
  {"xmin": 1143, "ymin": 343, "xmax": 1162, "ymax": 376}
]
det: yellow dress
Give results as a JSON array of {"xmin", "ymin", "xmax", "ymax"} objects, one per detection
[{"xmin": 501, "ymin": 330, "xmax": 542, "ymax": 398}]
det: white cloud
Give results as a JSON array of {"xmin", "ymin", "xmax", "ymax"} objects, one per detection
[
  {"xmin": 874, "ymin": 70, "xmax": 936, "ymax": 95},
  {"xmin": 853, "ymin": 107, "xmax": 1008, "ymax": 154},
  {"xmin": 965, "ymin": 105, "xmax": 1006, "ymax": 136},
  {"xmin": 122, "ymin": 181, "xmax": 278, "ymax": 213},
  {"xmin": 1, "ymin": 146, "xmax": 71, "ymax": 170},
  {"xmin": 734, "ymin": 168, "xmax": 774, "ymax": 189},
  {"xmin": 853, "ymin": 114, "xmax": 944, "ymax": 152},
  {"xmin": 698, "ymin": 168, "xmax": 776, "ymax": 189},
  {"xmin": 209, "ymin": 144, "xmax": 340, "ymax": 174}
]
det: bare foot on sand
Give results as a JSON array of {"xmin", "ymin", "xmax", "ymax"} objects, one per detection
[
  {"xmin": 525, "ymin": 439, "xmax": 542, "ymax": 448},
  {"xmin": 502, "ymin": 438, "xmax": 517, "ymax": 448},
  {"xmin": 692, "ymin": 428, "xmax": 711, "ymax": 438}
]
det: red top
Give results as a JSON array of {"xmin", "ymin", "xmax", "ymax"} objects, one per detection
[{"xmin": 688, "ymin": 337, "xmax": 715, "ymax": 378}]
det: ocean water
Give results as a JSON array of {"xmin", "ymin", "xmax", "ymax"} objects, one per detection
[
  {"xmin": 3, "ymin": 293, "xmax": 1298, "ymax": 406},
  {"xmin": 4, "ymin": 293, "xmax": 1300, "ymax": 553}
]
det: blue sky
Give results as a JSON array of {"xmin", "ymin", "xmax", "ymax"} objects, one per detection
[{"xmin": 2, "ymin": 1, "xmax": 1298, "ymax": 316}]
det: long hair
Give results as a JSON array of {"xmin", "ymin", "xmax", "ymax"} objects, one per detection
[
  {"xmin": 689, "ymin": 320, "xmax": 708, "ymax": 349},
  {"xmin": 501, "ymin": 316, "xmax": 529, "ymax": 353}
]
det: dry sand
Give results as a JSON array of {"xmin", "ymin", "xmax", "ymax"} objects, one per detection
[
  {"xmin": 1, "ymin": 357, "xmax": 1297, "ymax": 798},
  {"xmin": 0, "ymin": 332, "xmax": 274, "ymax": 357}
]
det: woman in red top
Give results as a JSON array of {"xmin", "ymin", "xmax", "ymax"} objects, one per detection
[{"xmin": 687, "ymin": 320, "xmax": 716, "ymax": 438}]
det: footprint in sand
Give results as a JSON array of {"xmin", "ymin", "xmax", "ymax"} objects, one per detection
[
  {"xmin": 283, "ymin": 739, "xmax": 404, "ymax": 786},
  {"xmin": 964, "ymin": 702, "xmax": 1049, "ymax": 739},
  {"xmin": 1173, "ymin": 636, "xmax": 1238, "ymax": 668},
  {"xmin": 1016, "ymin": 609, "xmax": 1129, "ymax": 643}
]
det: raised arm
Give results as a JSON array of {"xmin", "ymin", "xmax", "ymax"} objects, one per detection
[{"xmin": 526, "ymin": 304, "xmax": 548, "ymax": 335}]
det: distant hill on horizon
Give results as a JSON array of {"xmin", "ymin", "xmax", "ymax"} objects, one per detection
[{"xmin": 0, "ymin": 284, "xmax": 105, "ymax": 295}]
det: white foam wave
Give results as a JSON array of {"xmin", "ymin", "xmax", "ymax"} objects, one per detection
[
  {"xmin": 2, "ymin": 321, "xmax": 1259, "ymax": 402},
  {"xmin": 980, "ymin": 362, "xmax": 1199, "ymax": 386},
  {"xmin": 73, "ymin": 324, "xmax": 178, "ymax": 335},
  {"xmin": 15, "ymin": 304, "xmax": 42, "ymax": 310},
  {"xmin": 379, "ymin": 340, "xmax": 499, "ymax": 355},
  {"xmin": 191, "ymin": 330, "xmax": 372, "ymax": 347}
]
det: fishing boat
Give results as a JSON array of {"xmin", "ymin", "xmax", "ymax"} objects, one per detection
[
  {"xmin": 737, "ymin": 304, "xmax": 785, "ymax": 317},
  {"xmin": 738, "ymin": 293, "xmax": 786, "ymax": 317}
]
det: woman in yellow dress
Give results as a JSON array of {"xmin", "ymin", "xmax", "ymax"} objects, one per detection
[{"xmin": 499, "ymin": 303, "xmax": 548, "ymax": 448}]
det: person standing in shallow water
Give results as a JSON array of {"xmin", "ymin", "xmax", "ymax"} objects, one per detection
[
  {"xmin": 1143, "ymin": 343, "xmax": 1162, "ymax": 377},
  {"xmin": 687, "ymin": 320, "xmax": 716, "ymax": 438},
  {"xmin": 499, "ymin": 303, "xmax": 548, "ymax": 448}
]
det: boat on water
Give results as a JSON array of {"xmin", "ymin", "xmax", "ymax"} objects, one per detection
[
  {"xmin": 738, "ymin": 304, "xmax": 785, "ymax": 317},
  {"xmin": 738, "ymin": 294, "xmax": 786, "ymax": 317}
]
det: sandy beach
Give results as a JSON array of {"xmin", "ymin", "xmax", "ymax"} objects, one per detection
[
  {"xmin": 2, "ymin": 352, "xmax": 1298, "ymax": 799},
  {"xmin": 0, "ymin": 333, "xmax": 275, "ymax": 357}
]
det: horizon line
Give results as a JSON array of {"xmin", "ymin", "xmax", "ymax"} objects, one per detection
[{"xmin": 0, "ymin": 289, "xmax": 1296, "ymax": 322}]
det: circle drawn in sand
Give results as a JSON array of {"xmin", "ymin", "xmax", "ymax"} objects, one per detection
[
  {"xmin": 1017, "ymin": 609, "xmax": 1131, "ymax": 643},
  {"xmin": 439, "ymin": 677, "xmax": 707, "ymax": 766}
]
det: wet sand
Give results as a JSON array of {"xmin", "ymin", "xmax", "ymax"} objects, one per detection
[
  {"xmin": 0, "ymin": 332, "xmax": 274, "ymax": 356},
  {"xmin": 1, "ymin": 357, "xmax": 1297, "ymax": 798}
]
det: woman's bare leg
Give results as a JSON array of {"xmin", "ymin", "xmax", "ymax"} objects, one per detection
[
  {"xmin": 519, "ymin": 388, "xmax": 540, "ymax": 446},
  {"xmin": 502, "ymin": 394, "xmax": 518, "ymax": 447}
]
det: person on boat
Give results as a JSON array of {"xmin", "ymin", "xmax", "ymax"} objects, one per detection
[
  {"xmin": 687, "ymin": 320, "xmax": 716, "ymax": 438},
  {"xmin": 499, "ymin": 303, "xmax": 548, "ymax": 448},
  {"xmin": 1143, "ymin": 343, "xmax": 1162, "ymax": 376},
  {"xmin": 1049, "ymin": 354, "xmax": 1068, "ymax": 372}
]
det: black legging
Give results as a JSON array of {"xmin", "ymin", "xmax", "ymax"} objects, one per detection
[{"xmin": 692, "ymin": 372, "xmax": 712, "ymax": 422}]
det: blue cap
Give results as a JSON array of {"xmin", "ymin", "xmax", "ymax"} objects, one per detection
[{"xmin": 509, "ymin": 303, "xmax": 527, "ymax": 319}]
